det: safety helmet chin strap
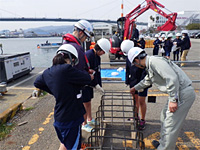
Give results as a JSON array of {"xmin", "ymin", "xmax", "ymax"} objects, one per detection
[
  {"xmin": 62, "ymin": 52, "xmax": 76, "ymax": 66},
  {"xmin": 133, "ymin": 53, "xmax": 147, "ymax": 69}
]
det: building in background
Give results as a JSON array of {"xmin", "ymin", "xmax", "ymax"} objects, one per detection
[
  {"xmin": 148, "ymin": 11, "xmax": 200, "ymax": 29},
  {"xmin": 176, "ymin": 11, "xmax": 200, "ymax": 26},
  {"xmin": 92, "ymin": 22, "xmax": 117, "ymax": 40},
  {"xmin": 148, "ymin": 14, "xmax": 167, "ymax": 28}
]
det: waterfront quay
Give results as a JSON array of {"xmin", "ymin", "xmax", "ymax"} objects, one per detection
[{"xmin": 0, "ymin": 39, "xmax": 199, "ymax": 150}]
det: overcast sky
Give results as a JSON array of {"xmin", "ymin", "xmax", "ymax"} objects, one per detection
[{"xmin": 0, "ymin": 0, "xmax": 200, "ymax": 31}]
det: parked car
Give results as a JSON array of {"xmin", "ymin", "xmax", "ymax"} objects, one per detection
[
  {"xmin": 190, "ymin": 32, "xmax": 198, "ymax": 38},
  {"xmin": 195, "ymin": 32, "xmax": 200, "ymax": 39}
]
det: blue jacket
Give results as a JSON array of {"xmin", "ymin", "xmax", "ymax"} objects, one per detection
[
  {"xmin": 34, "ymin": 64, "xmax": 91, "ymax": 123},
  {"xmin": 173, "ymin": 38, "xmax": 182, "ymax": 51},
  {"xmin": 131, "ymin": 28, "xmax": 139, "ymax": 40},
  {"xmin": 177, "ymin": 35, "xmax": 191, "ymax": 51},
  {"xmin": 164, "ymin": 39, "xmax": 173, "ymax": 52},
  {"xmin": 125, "ymin": 58, "xmax": 146, "ymax": 88},
  {"xmin": 153, "ymin": 39, "xmax": 161, "ymax": 49},
  {"xmin": 85, "ymin": 49, "xmax": 102, "ymax": 87},
  {"xmin": 138, "ymin": 39, "xmax": 146, "ymax": 49},
  {"xmin": 63, "ymin": 33, "xmax": 89, "ymax": 71}
]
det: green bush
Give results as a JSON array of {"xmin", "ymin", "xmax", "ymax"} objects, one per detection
[{"xmin": 186, "ymin": 23, "xmax": 200, "ymax": 30}]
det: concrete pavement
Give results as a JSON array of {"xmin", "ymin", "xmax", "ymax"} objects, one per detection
[{"xmin": 0, "ymin": 39, "xmax": 199, "ymax": 149}]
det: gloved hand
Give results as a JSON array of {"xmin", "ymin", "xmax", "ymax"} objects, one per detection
[
  {"xmin": 95, "ymin": 84, "xmax": 104, "ymax": 93},
  {"xmin": 32, "ymin": 88, "xmax": 41, "ymax": 97}
]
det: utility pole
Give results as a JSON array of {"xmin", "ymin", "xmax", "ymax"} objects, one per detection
[{"xmin": 121, "ymin": 0, "xmax": 124, "ymax": 17}]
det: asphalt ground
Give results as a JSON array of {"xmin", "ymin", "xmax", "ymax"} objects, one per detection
[{"xmin": 0, "ymin": 39, "xmax": 199, "ymax": 150}]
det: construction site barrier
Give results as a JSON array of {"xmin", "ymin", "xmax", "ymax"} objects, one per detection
[{"xmin": 145, "ymin": 39, "xmax": 154, "ymax": 48}]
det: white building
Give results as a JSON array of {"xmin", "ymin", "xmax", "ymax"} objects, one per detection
[
  {"xmin": 148, "ymin": 11, "xmax": 200, "ymax": 28},
  {"xmin": 148, "ymin": 14, "xmax": 167, "ymax": 28},
  {"xmin": 176, "ymin": 11, "xmax": 200, "ymax": 26}
]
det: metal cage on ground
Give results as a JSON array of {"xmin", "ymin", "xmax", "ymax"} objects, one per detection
[{"xmin": 86, "ymin": 91, "xmax": 145, "ymax": 150}]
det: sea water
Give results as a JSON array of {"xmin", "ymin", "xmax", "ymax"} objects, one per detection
[{"xmin": 0, "ymin": 37, "xmax": 62, "ymax": 68}]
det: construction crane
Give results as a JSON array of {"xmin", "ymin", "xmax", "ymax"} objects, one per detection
[{"xmin": 109, "ymin": 0, "xmax": 177, "ymax": 61}]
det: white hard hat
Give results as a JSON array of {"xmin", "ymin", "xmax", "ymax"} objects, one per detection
[
  {"xmin": 120, "ymin": 40, "xmax": 134, "ymax": 56},
  {"xmin": 161, "ymin": 34, "xmax": 166, "ymax": 38},
  {"xmin": 97, "ymin": 38, "xmax": 111, "ymax": 53},
  {"xmin": 139, "ymin": 35, "xmax": 144, "ymax": 39},
  {"xmin": 167, "ymin": 33, "xmax": 173, "ymax": 38},
  {"xmin": 74, "ymin": 20, "xmax": 93, "ymax": 37},
  {"xmin": 155, "ymin": 34, "xmax": 159, "ymax": 38},
  {"xmin": 57, "ymin": 44, "xmax": 79, "ymax": 65},
  {"xmin": 181, "ymin": 30, "xmax": 188, "ymax": 34},
  {"xmin": 128, "ymin": 47, "xmax": 144, "ymax": 63},
  {"xmin": 176, "ymin": 33, "xmax": 181, "ymax": 37}
]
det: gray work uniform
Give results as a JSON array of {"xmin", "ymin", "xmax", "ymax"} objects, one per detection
[{"xmin": 134, "ymin": 55, "xmax": 195, "ymax": 150}]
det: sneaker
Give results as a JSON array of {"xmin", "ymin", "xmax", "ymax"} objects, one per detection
[
  {"xmin": 139, "ymin": 119, "xmax": 146, "ymax": 130},
  {"xmin": 151, "ymin": 140, "xmax": 160, "ymax": 148},
  {"xmin": 87, "ymin": 119, "xmax": 99, "ymax": 125},
  {"xmin": 82, "ymin": 124, "xmax": 93, "ymax": 132}
]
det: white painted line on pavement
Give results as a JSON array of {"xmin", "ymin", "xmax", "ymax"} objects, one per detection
[{"xmin": 7, "ymin": 70, "xmax": 44, "ymax": 91}]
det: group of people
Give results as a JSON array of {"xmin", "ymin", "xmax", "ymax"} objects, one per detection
[
  {"xmin": 33, "ymin": 19, "xmax": 195, "ymax": 150},
  {"xmin": 153, "ymin": 30, "xmax": 191, "ymax": 66},
  {"xmin": 121, "ymin": 37, "xmax": 195, "ymax": 149},
  {"xmin": 34, "ymin": 19, "xmax": 111, "ymax": 150}
]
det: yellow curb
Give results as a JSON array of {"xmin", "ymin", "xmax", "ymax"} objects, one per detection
[{"xmin": 0, "ymin": 103, "xmax": 23, "ymax": 124}]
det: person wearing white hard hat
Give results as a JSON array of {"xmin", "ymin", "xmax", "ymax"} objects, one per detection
[
  {"xmin": 34, "ymin": 44, "xmax": 93, "ymax": 150},
  {"xmin": 153, "ymin": 34, "xmax": 161, "ymax": 55},
  {"xmin": 131, "ymin": 23, "xmax": 139, "ymax": 46},
  {"xmin": 172, "ymin": 33, "xmax": 182, "ymax": 61},
  {"xmin": 82, "ymin": 38, "xmax": 111, "ymax": 132},
  {"xmin": 121, "ymin": 40, "xmax": 148, "ymax": 130},
  {"xmin": 137, "ymin": 35, "xmax": 146, "ymax": 49},
  {"xmin": 160, "ymin": 34, "xmax": 166, "ymax": 56},
  {"xmin": 164, "ymin": 33, "xmax": 173, "ymax": 59},
  {"xmin": 177, "ymin": 30, "xmax": 191, "ymax": 67},
  {"xmin": 128, "ymin": 47, "xmax": 195, "ymax": 150},
  {"xmin": 62, "ymin": 19, "xmax": 94, "ymax": 71}
]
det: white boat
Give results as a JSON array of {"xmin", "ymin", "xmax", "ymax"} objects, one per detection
[{"xmin": 38, "ymin": 42, "xmax": 62, "ymax": 49}]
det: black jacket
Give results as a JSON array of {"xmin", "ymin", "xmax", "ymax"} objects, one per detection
[
  {"xmin": 125, "ymin": 59, "xmax": 146, "ymax": 88},
  {"xmin": 177, "ymin": 35, "xmax": 191, "ymax": 51},
  {"xmin": 85, "ymin": 49, "xmax": 102, "ymax": 87}
]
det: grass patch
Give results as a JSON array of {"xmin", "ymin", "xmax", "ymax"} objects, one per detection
[
  {"xmin": 23, "ymin": 107, "xmax": 34, "ymax": 111},
  {"xmin": 0, "ymin": 123, "xmax": 15, "ymax": 141},
  {"xmin": 41, "ymin": 91, "xmax": 48, "ymax": 96}
]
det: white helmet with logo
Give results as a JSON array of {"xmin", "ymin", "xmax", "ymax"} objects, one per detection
[
  {"xmin": 97, "ymin": 38, "xmax": 111, "ymax": 53},
  {"xmin": 155, "ymin": 34, "xmax": 159, "ymax": 38},
  {"xmin": 57, "ymin": 44, "xmax": 79, "ymax": 65},
  {"xmin": 181, "ymin": 30, "xmax": 188, "ymax": 34},
  {"xmin": 74, "ymin": 20, "xmax": 94, "ymax": 37},
  {"xmin": 120, "ymin": 40, "xmax": 134, "ymax": 56},
  {"xmin": 176, "ymin": 33, "xmax": 181, "ymax": 37},
  {"xmin": 128, "ymin": 47, "xmax": 145, "ymax": 63}
]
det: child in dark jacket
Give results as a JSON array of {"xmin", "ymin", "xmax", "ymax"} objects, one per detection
[
  {"xmin": 153, "ymin": 34, "xmax": 161, "ymax": 55},
  {"xmin": 173, "ymin": 33, "xmax": 182, "ymax": 61},
  {"xmin": 82, "ymin": 38, "xmax": 110, "ymax": 132},
  {"xmin": 164, "ymin": 34, "xmax": 173, "ymax": 59},
  {"xmin": 137, "ymin": 35, "xmax": 146, "ymax": 49},
  {"xmin": 121, "ymin": 40, "xmax": 148, "ymax": 130},
  {"xmin": 34, "ymin": 44, "xmax": 92, "ymax": 150}
]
